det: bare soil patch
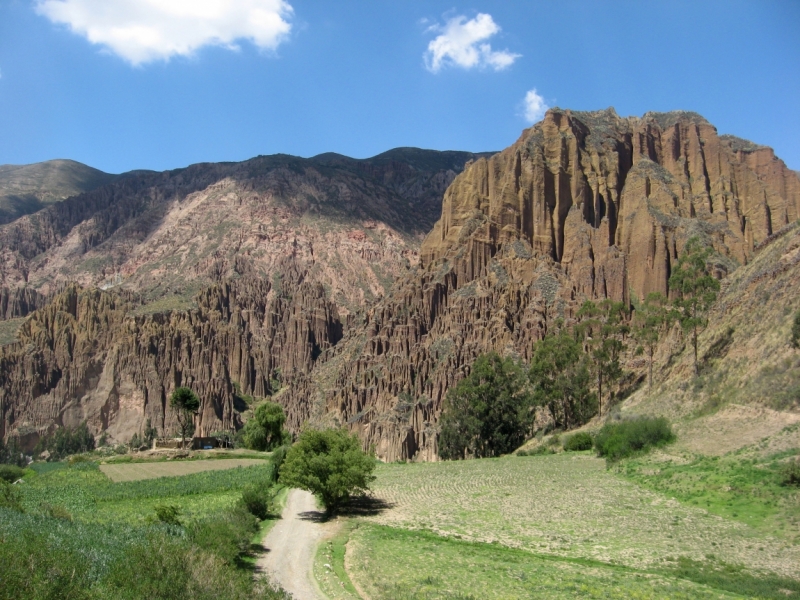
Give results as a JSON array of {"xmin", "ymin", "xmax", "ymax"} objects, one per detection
[{"xmin": 99, "ymin": 458, "xmax": 266, "ymax": 482}]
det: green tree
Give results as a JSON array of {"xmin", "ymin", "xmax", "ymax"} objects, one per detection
[
  {"xmin": 170, "ymin": 387, "xmax": 200, "ymax": 449},
  {"xmin": 242, "ymin": 401, "xmax": 289, "ymax": 451},
  {"xmin": 791, "ymin": 310, "xmax": 800, "ymax": 350},
  {"xmin": 279, "ymin": 428, "xmax": 375, "ymax": 514},
  {"xmin": 35, "ymin": 423, "xmax": 95, "ymax": 460},
  {"xmin": 668, "ymin": 237, "xmax": 721, "ymax": 374},
  {"xmin": 529, "ymin": 331, "xmax": 597, "ymax": 430},
  {"xmin": 576, "ymin": 300, "xmax": 628, "ymax": 414},
  {"xmin": 633, "ymin": 292, "xmax": 670, "ymax": 390},
  {"xmin": 438, "ymin": 352, "xmax": 533, "ymax": 460}
]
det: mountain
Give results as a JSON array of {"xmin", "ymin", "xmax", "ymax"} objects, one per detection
[
  {"xmin": 0, "ymin": 159, "xmax": 118, "ymax": 225},
  {"xmin": 279, "ymin": 108, "xmax": 800, "ymax": 461},
  {"xmin": 0, "ymin": 148, "xmax": 490, "ymax": 448},
  {"xmin": 2, "ymin": 110, "xmax": 798, "ymax": 461}
]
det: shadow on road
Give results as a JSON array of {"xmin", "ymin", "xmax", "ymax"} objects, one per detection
[{"xmin": 297, "ymin": 494, "xmax": 395, "ymax": 522}]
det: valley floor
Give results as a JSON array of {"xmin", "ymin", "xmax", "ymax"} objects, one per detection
[{"xmin": 314, "ymin": 440, "xmax": 800, "ymax": 600}]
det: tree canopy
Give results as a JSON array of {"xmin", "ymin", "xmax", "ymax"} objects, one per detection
[
  {"xmin": 438, "ymin": 352, "xmax": 533, "ymax": 460},
  {"xmin": 170, "ymin": 387, "xmax": 200, "ymax": 448},
  {"xmin": 668, "ymin": 237, "xmax": 720, "ymax": 374},
  {"xmin": 279, "ymin": 428, "xmax": 375, "ymax": 514},
  {"xmin": 242, "ymin": 401, "xmax": 289, "ymax": 451},
  {"xmin": 529, "ymin": 330, "xmax": 597, "ymax": 430}
]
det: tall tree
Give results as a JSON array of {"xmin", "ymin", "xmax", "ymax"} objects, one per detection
[
  {"xmin": 243, "ymin": 401, "xmax": 289, "ymax": 451},
  {"xmin": 633, "ymin": 292, "xmax": 670, "ymax": 390},
  {"xmin": 529, "ymin": 330, "xmax": 597, "ymax": 430},
  {"xmin": 439, "ymin": 352, "xmax": 533, "ymax": 460},
  {"xmin": 668, "ymin": 237, "xmax": 720, "ymax": 374},
  {"xmin": 170, "ymin": 387, "xmax": 200, "ymax": 449},
  {"xmin": 576, "ymin": 299, "xmax": 628, "ymax": 415}
]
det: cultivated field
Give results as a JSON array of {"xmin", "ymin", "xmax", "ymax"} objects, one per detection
[
  {"xmin": 100, "ymin": 458, "xmax": 267, "ymax": 482},
  {"xmin": 361, "ymin": 453, "xmax": 799, "ymax": 578}
]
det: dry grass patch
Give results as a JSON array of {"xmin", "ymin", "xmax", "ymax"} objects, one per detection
[{"xmin": 100, "ymin": 458, "xmax": 266, "ymax": 482}]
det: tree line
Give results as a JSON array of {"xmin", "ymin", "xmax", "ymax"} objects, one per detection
[{"xmin": 438, "ymin": 236, "xmax": 721, "ymax": 460}]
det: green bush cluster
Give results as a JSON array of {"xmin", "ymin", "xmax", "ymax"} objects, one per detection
[
  {"xmin": 562, "ymin": 432, "xmax": 594, "ymax": 452},
  {"xmin": 594, "ymin": 417, "xmax": 675, "ymax": 462},
  {"xmin": 516, "ymin": 446, "xmax": 555, "ymax": 457},
  {"xmin": 0, "ymin": 436, "xmax": 26, "ymax": 467},
  {"xmin": 0, "ymin": 464, "xmax": 25, "ymax": 483},
  {"xmin": 243, "ymin": 402, "xmax": 291, "ymax": 452},
  {"xmin": 781, "ymin": 459, "xmax": 800, "ymax": 487},
  {"xmin": 34, "ymin": 422, "xmax": 95, "ymax": 461}
]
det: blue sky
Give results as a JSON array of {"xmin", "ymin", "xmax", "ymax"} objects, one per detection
[{"xmin": 0, "ymin": 1, "xmax": 798, "ymax": 174}]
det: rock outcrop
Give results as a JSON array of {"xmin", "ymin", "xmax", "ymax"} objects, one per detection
[
  {"xmin": 0, "ymin": 149, "xmax": 487, "ymax": 446},
  {"xmin": 281, "ymin": 109, "xmax": 800, "ymax": 461}
]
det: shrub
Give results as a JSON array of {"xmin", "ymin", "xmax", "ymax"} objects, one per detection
[
  {"xmin": 792, "ymin": 310, "xmax": 800, "ymax": 349},
  {"xmin": 240, "ymin": 480, "xmax": 279, "ymax": 520},
  {"xmin": 563, "ymin": 432, "xmax": 594, "ymax": 452},
  {"xmin": 0, "ymin": 436, "xmax": 26, "ymax": 467},
  {"xmin": 34, "ymin": 422, "xmax": 95, "ymax": 461},
  {"xmin": 154, "ymin": 504, "xmax": 182, "ymax": 526},
  {"xmin": 0, "ymin": 480, "xmax": 24, "ymax": 512},
  {"xmin": 781, "ymin": 459, "xmax": 800, "ymax": 487},
  {"xmin": 280, "ymin": 428, "xmax": 375, "ymax": 514},
  {"xmin": 594, "ymin": 416, "xmax": 675, "ymax": 462},
  {"xmin": 187, "ymin": 506, "xmax": 258, "ymax": 565},
  {"xmin": 0, "ymin": 465, "xmax": 25, "ymax": 483},
  {"xmin": 270, "ymin": 444, "xmax": 290, "ymax": 481}
]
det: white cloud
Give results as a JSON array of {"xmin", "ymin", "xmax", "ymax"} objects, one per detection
[
  {"xmin": 35, "ymin": 0, "xmax": 293, "ymax": 66},
  {"xmin": 523, "ymin": 88, "xmax": 549, "ymax": 123},
  {"xmin": 424, "ymin": 13, "xmax": 520, "ymax": 73}
]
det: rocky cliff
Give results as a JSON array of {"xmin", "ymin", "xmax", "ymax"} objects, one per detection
[
  {"xmin": 281, "ymin": 108, "xmax": 800, "ymax": 461},
  {"xmin": 0, "ymin": 149, "xmax": 488, "ymax": 447}
]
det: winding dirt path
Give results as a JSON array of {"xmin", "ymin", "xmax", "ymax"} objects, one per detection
[{"xmin": 259, "ymin": 489, "xmax": 332, "ymax": 599}]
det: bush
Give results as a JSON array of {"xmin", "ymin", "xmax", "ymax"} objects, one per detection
[
  {"xmin": 0, "ymin": 465, "xmax": 25, "ymax": 483},
  {"xmin": 187, "ymin": 506, "xmax": 259, "ymax": 565},
  {"xmin": 792, "ymin": 310, "xmax": 800, "ymax": 349},
  {"xmin": 0, "ymin": 480, "xmax": 24, "ymax": 512},
  {"xmin": 563, "ymin": 432, "xmax": 594, "ymax": 452},
  {"xmin": 280, "ymin": 428, "xmax": 375, "ymax": 514},
  {"xmin": 240, "ymin": 480, "xmax": 280, "ymax": 520},
  {"xmin": 154, "ymin": 504, "xmax": 182, "ymax": 526},
  {"xmin": 34, "ymin": 422, "xmax": 95, "ymax": 461},
  {"xmin": 781, "ymin": 459, "xmax": 800, "ymax": 487},
  {"xmin": 0, "ymin": 436, "xmax": 26, "ymax": 467},
  {"xmin": 594, "ymin": 416, "xmax": 675, "ymax": 462}
]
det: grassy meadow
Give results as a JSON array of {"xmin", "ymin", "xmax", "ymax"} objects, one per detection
[{"xmin": 327, "ymin": 447, "xmax": 800, "ymax": 599}]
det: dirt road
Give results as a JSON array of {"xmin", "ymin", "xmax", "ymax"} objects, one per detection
[{"xmin": 259, "ymin": 489, "xmax": 332, "ymax": 599}]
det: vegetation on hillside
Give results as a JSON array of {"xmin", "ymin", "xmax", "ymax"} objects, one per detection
[
  {"xmin": 593, "ymin": 416, "xmax": 675, "ymax": 462},
  {"xmin": 34, "ymin": 422, "xmax": 95, "ymax": 460},
  {"xmin": 439, "ymin": 353, "xmax": 534, "ymax": 460},
  {"xmin": 668, "ymin": 237, "xmax": 721, "ymax": 374}
]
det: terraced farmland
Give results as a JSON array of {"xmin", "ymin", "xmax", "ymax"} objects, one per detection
[{"xmin": 99, "ymin": 458, "xmax": 267, "ymax": 482}]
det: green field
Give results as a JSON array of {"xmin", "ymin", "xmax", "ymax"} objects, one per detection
[
  {"xmin": 330, "ymin": 450, "xmax": 800, "ymax": 598},
  {"xmin": 1, "ymin": 458, "xmax": 287, "ymax": 599}
]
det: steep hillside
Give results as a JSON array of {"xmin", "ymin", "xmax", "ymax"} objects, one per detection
[
  {"xmin": 0, "ymin": 148, "xmax": 488, "ymax": 447},
  {"xmin": 623, "ymin": 220, "xmax": 800, "ymax": 456},
  {"xmin": 282, "ymin": 108, "xmax": 800, "ymax": 461},
  {"xmin": 0, "ymin": 159, "xmax": 118, "ymax": 225}
]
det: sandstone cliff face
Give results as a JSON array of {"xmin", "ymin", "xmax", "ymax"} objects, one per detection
[
  {"xmin": 0, "ymin": 149, "xmax": 485, "ymax": 446},
  {"xmin": 281, "ymin": 109, "xmax": 800, "ymax": 461},
  {"xmin": 0, "ymin": 265, "xmax": 344, "ymax": 448}
]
